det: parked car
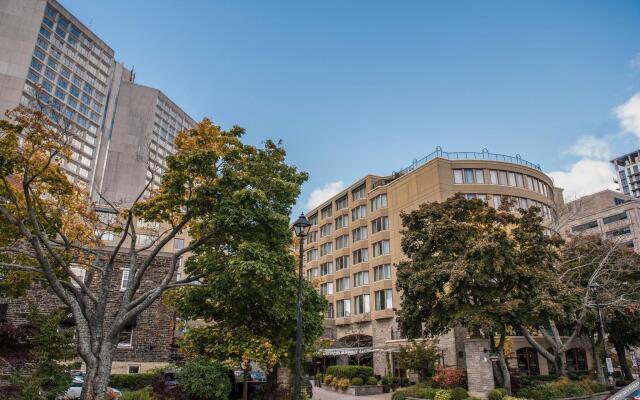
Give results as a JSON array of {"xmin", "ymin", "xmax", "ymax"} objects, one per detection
[{"xmin": 61, "ymin": 376, "xmax": 122, "ymax": 399}]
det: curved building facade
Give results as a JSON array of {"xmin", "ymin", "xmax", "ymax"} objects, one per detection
[{"xmin": 303, "ymin": 149, "xmax": 561, "ymax": 377}]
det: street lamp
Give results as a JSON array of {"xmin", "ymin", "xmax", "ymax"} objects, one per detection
[
  {"xmin": 291, "ymin": 213, "xmax": 311, "ymax": 400},
  {"xmin": 589, "ymin": 282, "xmax": 614, "ymax": 387}
]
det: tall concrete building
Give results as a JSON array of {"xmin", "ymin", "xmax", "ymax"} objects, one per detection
[
  {"xmin": 0, "ymin": 0, "xmax": 195, "ymax": 204},
  {"xmin": 611, "ymin": 150, "xmax": 640, "ymax": 198},
  {"xmin": 303, "ymin": 148, "xmax": 594, "ymax": 379}
]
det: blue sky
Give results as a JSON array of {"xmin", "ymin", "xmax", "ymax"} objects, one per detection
[{"xmin": 61, "ymin": 0, "xmax": 640, "ymax": 214}]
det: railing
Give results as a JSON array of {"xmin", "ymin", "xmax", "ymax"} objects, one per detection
[{"xmin": 392, "ymin": 147, "xmax": 542, "ymax": 179}]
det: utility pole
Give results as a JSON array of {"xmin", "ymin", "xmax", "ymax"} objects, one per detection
[{"xmin": 590, "ymin": 283, "xmax": 614, "ymax": 387}]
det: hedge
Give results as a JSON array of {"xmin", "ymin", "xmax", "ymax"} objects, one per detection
[
  {"xmin": 326, "ymin": 365, "xmax": 374, "ymax": 381},
  {"xmin": 110, "ymin": 373, "xmax": 155, "ymax": 391}
]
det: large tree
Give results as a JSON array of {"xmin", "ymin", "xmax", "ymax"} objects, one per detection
[
  {"xmin": 396, "ymin": 195, "xmax": 563, "ymax": 393},
  {"xmin": 0, "ymin": 104, "xmax": 308, "ymax": 399}
]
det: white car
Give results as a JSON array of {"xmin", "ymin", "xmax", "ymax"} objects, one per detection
[{"xmin": 61, "ymin": 376, "xmax": 122, "ymax": 399}]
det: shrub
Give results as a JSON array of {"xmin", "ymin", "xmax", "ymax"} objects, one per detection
[
  {"xmin": 326, "ymin": 365, "xmax": 374, "ymax": 381},
  {"xmin": 415, "ymin": 387, "xmax": 439, "ymax": 398},
  {"xmin": 434, "ymin": 389, "xmax": 452, "ymax": 400},
  {"xmin": 577, "ymin": 378, "xmax": 606, "ymax": 394},
  {"xmin": 367, "ymin": 376, "xmax": 378, "ymax": 385},
  {"xmin": 339, "ymin": 378, "xmax": 350, "ymax": 390},
  {"xmin": 176, "ymin": 359, "xmax": 231, "ymax": 400},
  {"xmin": 382, "ymin": 376, "xmax": 391, "ymax": 385},
  {"xmin": 450, "ymin": 387, "xmax": 468, "ymax": 400},
  {"xmin": 110, "ymin": 373, "xmax": 156, "ymax": 391},
  {"xmin": 391, "ymin": 389, "xmax": 409, "ymax": 400},
  {"xmin": 121, "ymin": 387, "xmax": 153, "ymax": 400},
  {"xmin": 323, "ymin": 374, "xmax": 334, "ymax": 385},
  {"xmin": 432, "ymin": 366, "xmax": 466, "ymax": 389},
  {"xmin": 331, "ymin": 377, "xmax": 339, "ymax": 388},
  {"xmin": 488, "ymin": 388, "xmax": 507, "ymax": 400},
  {"xmin": 351, "ymin": 377, "xmax": 364, "ymax": 386}
]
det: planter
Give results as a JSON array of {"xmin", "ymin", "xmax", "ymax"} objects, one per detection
[{"xmin": 325, "ymin": 385, "xmax": 384, "ymax": 396}]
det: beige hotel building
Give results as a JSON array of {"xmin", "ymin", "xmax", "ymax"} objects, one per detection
[{"xmin": 303, "ymin": 148, "xmax": 578, "ymax": 378}]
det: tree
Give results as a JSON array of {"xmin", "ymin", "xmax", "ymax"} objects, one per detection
[
  {"xmin": 608, "ymin": 306, "xmax": 640, "ymax": 381},
  {"xmin": 396, "ymin": 194, "xmax": 563, "ymax": 394},
  {"xmin": 177, "ymin": 359, "xmax": 231, "ymax": 400},
  {"xmin": 0, "ymin": 104, "xmax": 309, "ymax": 399},
  {"xmin": 398, "ymin": 340, "xmax": 440, "ymax": 382}
]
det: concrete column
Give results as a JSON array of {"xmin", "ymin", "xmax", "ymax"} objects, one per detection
[{"xmin": 464, "ymin": 339, "xmax": 495, "ymax": 399}]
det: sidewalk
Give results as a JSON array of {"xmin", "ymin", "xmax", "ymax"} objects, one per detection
[{"xmin": 312, "ymin": 386, "xmax": 392, "ymax": 399}]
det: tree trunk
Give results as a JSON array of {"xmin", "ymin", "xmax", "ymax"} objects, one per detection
[
  {"xmin": 498, "ymin": 352, "xmax": 511, "ymax": 395},
  {"xmin": 80, "ymin": 341, "xmax": 116, "ymax": 400},
  {"xmin": 519, "ymin": 324, "xmax": 565, "ymax": 376},
  {"xmin": 243, "ymin": 369, "xmax": 249, "ymax": 400},
  {"xmin": 613, "ymin": 340, "xmax": 633, "ymax": 381},
  {"xmin": 589, "ymin": 333, "xmax": 605, "ymax": 385}
]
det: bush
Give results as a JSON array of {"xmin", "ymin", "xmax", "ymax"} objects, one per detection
[
  {"xmin": 516, "ymin": 377, "xmax": 600, "ymax": 400},
  {"xmin": 381, "ymin": 376, "xmax": 390, "ymax": 385},
  {"xmin": 450, "ymin": 387, "xmax": 468, "ymax": 400},
  {"xmin": 177, "ymin": 359, "xmax": 231, "ymax": 400},
  {"xmin": 415, "ymin": 387, "xmax": 439, "ymax": 398},
  {"xmin": 326, "ymin": 365, "xmax": 374, "ymax": 381},
  {"xmin": 339, "ymin": 378, "xmax": 350, "ymax": 390},
  {"xmin": 434, "ymin": 389, "xmax": 453, "ymax": 400},
  {"xmin": 323, "ymin": 374, "xmax": 334, "ymax": 385},
  {"xmin": 391, "ymin": 389, "xmax": 409, "ymax": 400},
  {"xmin": 351, "ymin": 377, "xmax": 364, "ymax": 386},
  {"xmin": 331, "ymin": 377, "xmax": 339, "ymax": 388},
  {"xmin": 488, "ymin": 388, "xmax": 507, "ymax": 400},
  {"xmin": 121, "ymin": 387, "xmax": 153, "ymax": 400},
  {"xmin": 110, "ymin": 373, "xmax": 156, "ymax": 391},
  {"xmin": 432, "ymin": 366, "xmax": 466, "ymax": 389},
  {"xmin": 367, "ymin": 376, "xmax": 378, "ymax": 385}
]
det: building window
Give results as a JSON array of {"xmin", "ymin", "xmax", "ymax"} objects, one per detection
[
  {"xmin": 306, "ymin": 249, "xmax": 318, "ymax": 261},
  {"xmin": 566, "ymin": 348, "xmax": 588, "ymax": 372},
  {"xmin": 374, "ymin": 289, "xmax": 393, "ymax": 311},
  {"xmin": 351, "ymin": 205, "xmax": 366, "ymax": 221},
  {"xmin": 128, "ymin": 365, "xmax": 140, "ymax": 374},
  {"xmin": 607, "ymin": 226, "xmax": 631, "ymax": 237},
  {"xmin": 372, "ymin": 240, "xmax": 390, "ymax": 257},
  {"xmin": 370, "ymin": 194, "xmax": 388, "ymax": 212},
  {"xmin": 354, "ymin": 294, "xmax": 370, "ymax": 314},
  {"xmin": 325, "ymin": 303, "xmax": 334, "ymax": 319},
  {"xmin": 320, "ymin": 262, "xmax": 333, "ymax": 276},
  {"xmin": 336, "ymin": 299, "xmax": 351, "ymax": 317},
  {"xmin": 336, "ymin": 277, "xmax": 350, "ymax": 292},
  {"xmin": 308, "ymin": 213, "xmax": 318, "ymax": 226},
  {"xmin": 516, "ymin": 347, "xmax": 540, "ymax": 376},
  {"xmin": 335, "ymin": 215, "xmax": 348, "ymax": 229},
  {"xmin": 352, "ymin": 226, "xmax": 368, "ymax": 242},
  {"xmin": 614, "ymin": 197, "xmax": 626, "ymax": 205},
  {"xmin": 320, "ymin": 242, "xmax": 332, "ymax": 256},
  {"xmin": 602, "ymin": 212, "xmax": 628, "ymax": 225},
  {"xmin": 475, "ymin": 169, "xmax": 485, "ymax": 184},
  {"xmin": 70, "ymin": 265, "xmax": 86, "ymax": 288},
  {"xmin": 321, "ymin": 204, "xmax": 332, "ymax": 219},
  {"xmin": 492, "ymin": 195, "xmax": 502, "ymax": 209},
  {"xmin": 120, "ymin": 269, "xmax": 130, "ymax": 291},
  {"xmin": 374, "ymin": 264, "xmax": 391, "ymax": 281},
  {"xmin": 320, "ymin": 282, "xmax": 333, "ymax": 295},
  {"xmin": 353, "ymin": 271, "xmax": 369, "ymax": 287},
  {"xmin": 352, "ymin": 248, "xmax": 368, "ymax": 264},
  {"xmin": 371, "ymin": 216, "xmax": 389, "ymax": 234},
  {"xmin": 571, "ymin": 220, "xmax": 598, "ymax": 233},
  {"xmin": 335, "ymin": 235, "xmax": 349, "ymax": 250},
  {"xmin": 307, "ymin": 231, "xmax": 317, "ymax": 244},
  {"xmin": 335, "ymin": 195, "xmax": 348, "ymax": 210},
  {"xmin": 352, "ymin": 184, "xmax": 366, "ymax": 201},
  {"xmin": 306, "ymin": 267, "xmax": 318, "ymax": 280},
  {"xmin": 453, "ymin": 169, "xmax": 463, "ymax": 184},
  {"xmin": 335, "ymin": 255, "xmax": 350, "ymax": 270},
  {"xmin": 118, "ymin": 327, "xmax": 133, "ymax": 347},
  {"xmin": 320, "ymin": 223, "xmax": 332, "ymax": 237}
]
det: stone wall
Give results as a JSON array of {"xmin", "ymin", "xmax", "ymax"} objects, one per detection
[{"xmin": 464, "ymin": 339, "xmax": 494, "ymax": 399}]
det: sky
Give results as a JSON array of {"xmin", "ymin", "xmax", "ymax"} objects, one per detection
[{"xmin": 60, "ymin": 0, "xmax": 640, "ymax": 215}]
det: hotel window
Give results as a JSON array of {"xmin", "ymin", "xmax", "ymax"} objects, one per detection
[
  {"xmin": 354, "ymin": 294, "xmax": 370, "ymax": 314},
  {"xmin": 352, "ymin": 184, "xmax": 366, "ymax": 201},
  {"xmin": 306, "ymin": 267, "xmax": 319, "ymax": 280},
  {"xmin": 374, "ymin": 264, "xmax": 391, "ymax": 281},
  {"xmin": 351, "ymin": 205, "xmax": 366, "ymax": 221},
  {"xmin": 120, "ymin": 269, "xmax": 130, "ymax": 291},
  {"xmin": 336, "ymin": 277, "xmax": 350, "ymax": 292},
  {"xmin": 320, "ymin": 282, "xmax": 333, "ymax": 295},
  {"xmin": 325, "ymin": 303, "xmax": 334, "ymax": 319},
  {"xmin": 352, "ymin": 226, "xmax": 368, "ymax": 242},
  {"xmin": 571, "ymin": 220, "xmax": 598, "ymax": 233},
  {"xmin": 118, "ymin": 327, "xmax": 133, "ymax": 347},
  {"xmin": 306, "ymin": 249, "xmax": 318, "ymax": 261},
  {"xmin": 372, "ymin": 240, "xmax": 390, "ymax": 257},
  {"xmin": 353, "ymin": 248, "xmax": 368, "ymax": 264},
  {"xmin": 475, "ymin": 169, "xmax": 485, "ymax": 184},
  {"xmin": 526, "ymin": 176, "xmax": 534, "ymax": 191},
  {"xmin": 516, "ymin": 173, "xmax": 524, "ymax": 187},
  {"xmin": 465, "ymin": 169, "xmax": 474, "ymax": 184},
  {"xmin": 335, "ymin": 235, "xmax": 349, "ymax": 250},
  {"xmin": 320, "ymin": 223, "xmax": 332, "ymax": 237},
  {"xmin": 353, "ymin": 271, "xmax": 369, "ymax": 287},
  {"xmin": 336, "ymin": 299, "xmax": 351, "ymax": 317},
  {"xmin": 335, "ymin": 255, "xmax": 350, "ymax": 270},
  {"xmin": 173, "ymin": 238, "xmax": 184, "ymax": 251},
  {"xmin": 335, "ymin": 195, "xmax": 348, "ymax": 210},
  {"xmin": 128, "ymin": 365, "xmax": 140, "ymax": 374},
  {"xmin": 307, "ymin": 231, "xmax": 317, "ymax": 244},
  {"xmin": 603, "ymin": 212, "xmax": 628, "ymax": 225},
  {"xmin": 309, "ymin": 213, "xmax": 318, "ymax": 226},
  {"xmin": 507, "ymin": 172, "xmax": 516, "ymax": 186},
  {"xmin": 607, "ymin": 226, "xmax": 631, "ymax": 237},
  {"xmin": 374, "ymin": 289, "xmax": 393, "ymax": 311},
  {"xmin": 492, "ymin": 195, "xmax": 502, "ymax": 209},
  {"xmin": 321, "ymin": 204, "xmax": 332, "ymax": 219},
  {"xmin": 320, "ymin": 242, "xmax": 332, "ymax": 256},
  {"xmin": 320, "ymin": 262, "xmax": 333, "ymax": 275},
  {"xmin": 453, "ymin": 169, "xmax": 464, "ymax": 184},
  {"xmin": 371, "ymin": 194, "xmax": 388, "ymax": 211},
  {"xmin": 498, "ymin": 171, "xmax": 508, "ymax": 185},
  {"xmin": 490, "ymin": 170, "xmax": 499, "ymax": 184},
  {"xmin": 335, "ymin": 215, "xmax": 348, "ymax": 229},
  {"xmin": 371, "ymin": 216, "xmax": 389, "ymax": 234}
]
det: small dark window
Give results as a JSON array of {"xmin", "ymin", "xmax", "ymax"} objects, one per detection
[
  {"xmin": 603, "ymin": 212, "xmax": 627, "ymax": 225},
  {"xmin": 614, "ymin": 197, "xmax": 626, "ymax": 205},
  {"xmin": 0, "ymin": 304, "xmax": 8, "ymax": 322},
  {"xmin": 571, "ymin": 220, "xmax": 598, "ymax": 233},
  {"xmin": 128, "ymin": 365, "xmax": 140, "ymax": 374}
]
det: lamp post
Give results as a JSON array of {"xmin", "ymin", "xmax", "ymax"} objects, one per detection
[
  {"xmin": 590, "ymin": 282, "xmax": 613, "ymax": 387},
  {"xmin": 291, "ymin": 213, "xmax": 311, "ymax": 400}
]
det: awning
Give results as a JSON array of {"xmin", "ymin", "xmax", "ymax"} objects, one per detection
[{"xmin": 321, "ymin": 347, "xmax": 385, "ymax": 356}]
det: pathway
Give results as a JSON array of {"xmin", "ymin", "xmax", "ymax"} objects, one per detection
[{"xmin": 312, "ymin": 386, "xmax": 392, "ymax": 400}]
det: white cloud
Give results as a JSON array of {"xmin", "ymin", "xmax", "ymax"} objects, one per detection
[
  {"xmin": 615, "ymin": 93, "xmax": 640, "ymax": 138},
  {"xmin": 305, "ymin": 181, "xmax": 345, "ymax": 210},
  {"xmin": 548, "ymin": 159, "xmax": 617, "ymax": 201},
  {"xmin": 567, "ymin": 136, "xmax": 610, "ymax": 160}
]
